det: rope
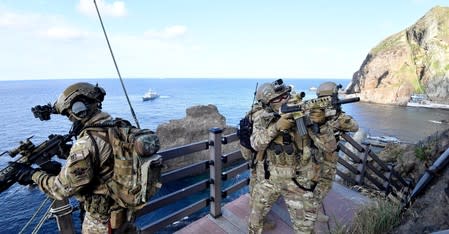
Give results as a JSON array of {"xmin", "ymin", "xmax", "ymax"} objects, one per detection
[
  {"xmin": 93, "ymin": 0, "xmax": 141, "ymax": 128},
  {"xmin": 32, "ymin": 199, "xmax": 56, "ymax": 234},
  {"xmin": 31, "ymin": 200, "xmax": 73, "ymax": 234},
  {"xmin": 18, "ymin": 197, "xmax": 51, "ymax": 234},
  {"xmin": 50, "ymin": 203, "xmax": 74, "ymax": 217}
]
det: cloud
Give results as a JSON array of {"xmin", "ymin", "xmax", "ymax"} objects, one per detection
[
  {"xmin": 39, "ymin": 26, "xmax": 89, "ymax": 40},
  {"xmin": 77, "ymin": 0, "xmax": 127, "ymax": 17},
  {"xmin": 0, "ymin": 8, "xmax": 90, "ymax": 42},
  {"xmin": 0, "ymin": 10, "xmax": 39, "ymax": 29},
  {"xmin": 144, "ymin": 25, "xmax": 188, "ymax": 40}
]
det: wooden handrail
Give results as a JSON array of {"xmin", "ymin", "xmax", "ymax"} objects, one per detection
[{"xmin": 338, "ymin": 132, "xmax": 413, "ymax": 198}]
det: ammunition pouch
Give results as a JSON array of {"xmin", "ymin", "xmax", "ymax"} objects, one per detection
[
  {"xmin": 267, "ymin": 141, "xmax": 298, "ymax": 167},
  {"xmin": 84, "ymin": 194, "xmax": 113, "ymax": 219}
]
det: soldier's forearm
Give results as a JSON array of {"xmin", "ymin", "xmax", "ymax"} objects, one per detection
[
  {"xmin": 32, "ymin": 171, "xmax": 66, "ymax": 200},
  {"xmin": 250, "ymin": 124, "xmax": 278, "ymax": 151}
]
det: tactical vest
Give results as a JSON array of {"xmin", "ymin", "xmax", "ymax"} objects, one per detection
[{"xmin": 266, "ymin": 128, "xmax": 321, "ymax": 190}]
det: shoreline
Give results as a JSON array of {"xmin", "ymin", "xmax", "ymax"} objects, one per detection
[
  {"xmin": 341, "ymin": 93, "xmax": 449, "ymax": 110},
  {"xmin": 406, "ymin": 101, "xmax": 449, "ymax": 110}
]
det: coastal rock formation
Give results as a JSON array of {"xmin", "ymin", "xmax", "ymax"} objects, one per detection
[
  {"xmin": 156, "ymin": 104, "xmax": 238, "ymax": 171},
  {"xmin": 377, "ymin": 128, "xmax": 449, "ymax": 232},
  {"xmin": 346, "ymin": 6, "xmax": 449, "ymax": 105}
]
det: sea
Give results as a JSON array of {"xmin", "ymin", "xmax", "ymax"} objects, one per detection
[{"xmin": 0, "ymin": 78, "xmax": 448, "ymax": 233}]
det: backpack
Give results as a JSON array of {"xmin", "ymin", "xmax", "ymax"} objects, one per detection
[
  {"xmin": 237, "ymin": 104, "xmax": 262, "ymax": 161},
  {"xmin": 84, "ymin": 118, "xmax": 162, "ymax": 210}
]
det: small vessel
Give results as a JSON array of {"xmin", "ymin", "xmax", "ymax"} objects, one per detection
[
  {"xmin": 366, "ymin": 135, "xmax": 400, "ymax": 147},
  {"xmin": 407, "ymin": 93, "xmax": 449, "ymax": 109},
  {"xmin": 142, "ymin": 89, "xmax": 160, "ymax": 101},
  {"xmin": 309, "ymin": 86, "xmax": 317, "ymax": 91},
  {"xmin": 408, "ymin": 94, "xmax": 427, "ymax": 104}
]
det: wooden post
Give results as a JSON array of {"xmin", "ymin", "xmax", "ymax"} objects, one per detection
[
  {"xmin": 51, "ymin": 198, "xmax": 75, "ymax": 234},
  {"xmin": 355, "ymin": 143, "xmax": 370, "ymax": 185},
  {"xmin": 208, "ymin": 127, "xmax": 223, "ymax": 218}
]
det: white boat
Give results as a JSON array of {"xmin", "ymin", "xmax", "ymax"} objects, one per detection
[
  {"xmin": 142, "ymin": 89, "xmax": 160, "ymax": 101},
  {"xmin": 309, "ymin": 86, "xmax": 317, "ymax": 91},
  {"xmin": 366, "ymin": 135, "xmax": 400, "ymax": 147}
]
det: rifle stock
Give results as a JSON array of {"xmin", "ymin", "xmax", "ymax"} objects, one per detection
[{"xmin": 0, "ymin": 134, "xmax": 73, "ymax": 193}]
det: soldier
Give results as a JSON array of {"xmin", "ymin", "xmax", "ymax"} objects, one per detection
[
  {"xmin": 248, "ymin": 79, "xmax": 323, "ymax": 234},
  {"xmin": 310, "ymin": 82, "xmax": 359, "ymax": 202},
  {"xmin": 11, "ymin": 82, "xmax": 160, "ymax": 233},
  {"xmin": 239, "ymin": 102, "xmax": 277, "ymax": 230}
]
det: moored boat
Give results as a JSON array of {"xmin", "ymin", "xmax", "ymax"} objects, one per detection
[{"xmin": 142, "ymin": 89, "xmax": 160, "ymax": 101}]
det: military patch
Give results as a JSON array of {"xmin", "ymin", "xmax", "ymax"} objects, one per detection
[
  {"xmin": 73, "ymin": 167, "xmax": 88, "ymax": 176},
  {"xmin": 68, "ymin": 148, "xmax": 90, "ymax": 164}
]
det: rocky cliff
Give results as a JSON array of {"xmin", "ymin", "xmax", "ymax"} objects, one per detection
[
  {"xmin": 346, "ymin": 6, "xmax": 449, "ymax": 105},
  {"xmin": 156, "ymin": 104, "xmax": 238, "ymax": 171},
  {"xmin": 378, "ymin": 128, "xmax": 449, "ymax": 233}
]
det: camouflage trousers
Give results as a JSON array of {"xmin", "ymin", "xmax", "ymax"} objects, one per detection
[
  {"xmin": 248, "ymin": 176, "xmax": 319, "ymax": 234},
  {"xmin": 314, "ymin": 151, "xmax": 338, "ymax": 201},
  {"xmin": 249, "ymin": 163, "xmax": 266, "ymax": 196},
  {"xmin": 82, "ymin": 211, "xmax": 110, "ymax": 234},
  {"xmin": 249, "ymin": 168, "xmax": 257, "ymax": 197}
]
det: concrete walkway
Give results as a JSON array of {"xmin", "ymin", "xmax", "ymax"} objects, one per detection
[{"xmin": 175, "ymin": 182, "xmax": 372, "ymax": 233}]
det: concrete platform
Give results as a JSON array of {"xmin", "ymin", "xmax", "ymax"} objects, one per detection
[{"xmin": 175, "ymin": 182, "xmax": 372, "ymax": 233}]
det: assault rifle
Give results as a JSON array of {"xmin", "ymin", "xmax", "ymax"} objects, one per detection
[
  {"xmin": 280, "ymin": 92, "xmax": 360, "ymax": 136},
  {"xmin": 0, "ymin": 133, "xmax": 73, "ymax": 193}
]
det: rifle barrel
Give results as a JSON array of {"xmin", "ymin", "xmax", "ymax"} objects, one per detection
[{"xmin": 337, "ymin": 97, "xmax": 360, "ymax": 105}]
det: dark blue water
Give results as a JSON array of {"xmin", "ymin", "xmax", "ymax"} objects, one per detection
[{"xmin": 0, "ymin": 78, "xmax": 448, "ymax": 233}]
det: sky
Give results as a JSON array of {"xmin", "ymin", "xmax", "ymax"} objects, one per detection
[{"xmin": 0, "ymin": 0, "xmax": 448, "ymax": 81}]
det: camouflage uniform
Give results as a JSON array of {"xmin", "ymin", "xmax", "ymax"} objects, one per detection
[
  {"xmin": 310, "ymin": 82, "xmax": 359, "ymax": 201},
  {"xmin": 310, "ymin": 112, "xmax": 359, "ymax": 201},
  {"xmin": 249, "ymin": 108, "xmax": 320, "ymax": 234},
  {"xmin": 32, "ymin": 112, "xmax": 124, "ymax": 234}
]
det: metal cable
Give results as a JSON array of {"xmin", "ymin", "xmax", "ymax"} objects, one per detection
[
  {"xmin": 93, "ymin": 0, "xmax": 141, "ymax": 128},
  {"xmin": 32, "ymin": 199, "xmax": 56, "ymax": 234},
  {"xmin": 18, "ymin": 197, "xmax": 51, "ymax": 234}
]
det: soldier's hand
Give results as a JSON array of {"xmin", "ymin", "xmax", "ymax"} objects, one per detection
[
  {"xmin": 9, "ymin": 162, "xmax": 37, "ymax": 185},
  {"xmin": 275, "ymin": 113, "xmax": 294, "ymax": 131},
  {"xmin": 40, "ymin": 161, "xmax": 62, "ymax": 175},
  {"xmin": 309, "ymin": 109, "xmax": 325, "ymax": 124}
]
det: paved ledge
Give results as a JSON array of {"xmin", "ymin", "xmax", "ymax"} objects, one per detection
[{"xmin": 175, "ymin": 182, "xmax": 372, "ymax": 233}]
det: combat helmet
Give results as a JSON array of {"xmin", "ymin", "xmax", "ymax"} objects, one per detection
[
  {"xmin": 316, "ymin": 81, "xmax": 341, "ymax": 97},
  {"xmin": 54, "ymin": 82, "xmax": 106, "ymax": 115},
  {"xmin": 256, "ymin": 79, "xmax": 291, "ymax": 105}
]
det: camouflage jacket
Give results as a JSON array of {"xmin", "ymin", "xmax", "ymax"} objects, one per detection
[
  {"xmin": 250, "ymin": 108, "xmax": 279, "ymax": 153},
  {"xmin": 328, "ymin": 112, "xmax": 359, "ymax": 133},
  {"xmin": 32, "ymin": 112, "xmax": 114, "ymax": 201}
]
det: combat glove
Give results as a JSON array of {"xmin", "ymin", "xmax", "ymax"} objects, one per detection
[
  {"xmin": 309, "ymin": 108, "xmax": 325, "ymax": 124},
  {"xmin": 40, "ymin": 161, "xmax": 62, "ymax": 175},
  {"xmin": 275, "ymin": 113, "xmax": 294, "ymax": 131},
  {"xmin": 9, "ymin": 162, "xmax": 37, "ymax": 185}
]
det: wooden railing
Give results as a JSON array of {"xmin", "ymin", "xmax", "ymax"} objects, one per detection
[
  {"xmin": 336, "ymin": 132, "xmax": 413, "ymax": 200},
  {"xmin": 137, "ymin": 128, "xmax": 248, "ymax": 233},
  {"xmin": 52, "ymin": 129, "xmax": 414, "ymax": 233}
]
